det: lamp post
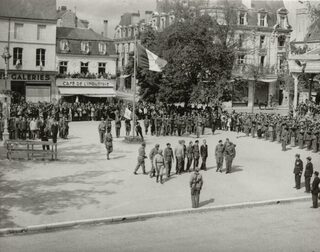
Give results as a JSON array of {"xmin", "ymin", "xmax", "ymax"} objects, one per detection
[{"xmin": 2, "ymin": 46, "xmax": 11, "ymax": 143}]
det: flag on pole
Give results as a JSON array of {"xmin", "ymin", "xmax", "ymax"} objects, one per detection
[
  {"xmin": 137, "ymin": 44, "xmax": 167, "ymax": 72},
  {"xmin": 124, "ymin": 107, "xmax": 132, "ymax": 120}
]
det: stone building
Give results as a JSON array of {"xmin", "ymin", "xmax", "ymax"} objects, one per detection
[{"xmin": 0, "ymin": 0, "xmax": 57, "ymax": 103}]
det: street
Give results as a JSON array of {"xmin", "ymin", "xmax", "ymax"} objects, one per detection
[{"xmin": 1, "ymin": 201, "xmax": 319, "ymax": 252}]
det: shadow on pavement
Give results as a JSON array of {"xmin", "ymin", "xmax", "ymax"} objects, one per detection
[{"xmin": 199, "ymin": 198, "xmax": 215, "ymax": 208}]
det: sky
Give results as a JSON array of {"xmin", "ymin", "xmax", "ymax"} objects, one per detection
[{"xmin": 56, "ymin": 0, "xmax": 309, "ymax": 39}]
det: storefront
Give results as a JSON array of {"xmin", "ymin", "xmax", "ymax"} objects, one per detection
[
  {"xmin": 56, "ymin": 78, "xmax": 116, "ymax": 102},
  {"xmin": 0, "ymin": 70, "xmax": 56, "ymax": 103}
]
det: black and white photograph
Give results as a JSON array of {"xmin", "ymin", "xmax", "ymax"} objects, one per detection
[{"xmin": 0, "ymin": 0, "xmax": 320, "ymax": 251}]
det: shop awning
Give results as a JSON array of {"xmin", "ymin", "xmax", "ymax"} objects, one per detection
[{"xmin": 59, "ymin": 87, "xmax": 116, "ymax": 97}]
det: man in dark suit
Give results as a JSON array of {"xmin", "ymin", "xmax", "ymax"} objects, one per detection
[
  {"xmin": 293, "ymin": 154, "xmax": 303, "ymax": 189},
  {"xmin": 200, "ymin": 139, "xmax": 208, "ymax": 170},
  {"xmin": 192, "ymin": 140, "xmax": 200, "ymax": 170},
  {"xmin": 311, "ymin": 171, "xmax": 320, "ymax": 208},
  {"xmin": 304, "ymin": 157, "xmax": 313, "ymax": 193}
]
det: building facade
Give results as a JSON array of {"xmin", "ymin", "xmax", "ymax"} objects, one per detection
[
  {"xmin": 0, "ymin": 0, "xmax": 57, "ymax": 103},
  {"xmin": 55, "ymin": 25, "xmax": 117, "ymax": 101}
]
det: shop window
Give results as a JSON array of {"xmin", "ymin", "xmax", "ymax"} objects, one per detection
[
  {"xmin": 98, "ymin": 42, "xmax": 107, "ymax": 55},
  {"xmin": 98, "ymin": 62, "xmax": 106, "ymax": 74},
  {"xmin": 59, "ymin": 61, "xmax": 68, "ymax": 74},
  {"xmin": 80, "ymin": 62, "xmax": 89, "ymax": 74},
  {"xmin": 14, "ymin": 23, "xmax": 23, "ymax": 40},
  {"xmin": 260, "ymin": 35, "xmax": 265, "ymax": 48},
  {"xmin": 237, "ymin": 55, "xmax": 245, "ymax": 65},
  {"xmin": 37, "ymin": 25, "xmax": 46, "ymax": 40},
  {"xmin": 13, "ymin": 47, "xmax": 23, "ymax": 66},
  {"xmin": 36, "ymin": 48, "xmax": 46, "ymax": 67}
]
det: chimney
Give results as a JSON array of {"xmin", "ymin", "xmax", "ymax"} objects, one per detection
[{"xmin": 103, "ymin": 20, "xmax": 108, "ymax": 37}]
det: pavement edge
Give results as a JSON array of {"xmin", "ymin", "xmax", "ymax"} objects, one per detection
[{"xmin": 0, "ymin": 196, "xmax": 310, "ymax": 236}]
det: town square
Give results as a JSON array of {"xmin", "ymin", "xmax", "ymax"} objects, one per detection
[{"xmin": 0, "ymin": 0, "xmax": 320, "ymax": 251}]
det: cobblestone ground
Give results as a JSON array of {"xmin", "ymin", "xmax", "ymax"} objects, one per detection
[{"xmin": 0, "ymin": 121, "xmax": 319, "ymax": 228}]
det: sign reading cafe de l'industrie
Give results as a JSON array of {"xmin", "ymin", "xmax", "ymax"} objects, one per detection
[{"xmin": 56, "ymin": 79, "xmax": 115, "ymax": 88}]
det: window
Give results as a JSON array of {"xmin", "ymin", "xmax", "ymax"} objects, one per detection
[
  {"xmin": 260, "ymin": 56, "xmax": 265, "ymax": 67},
  {"xmin": 260, "ymin": 35, "xmax": 265, "ymax": 48},
  {"xmin": 80, "ymin": 62, "xmax": 89, "ymax": 74},
  {"xmin": 259, "ymin": 14, "xmax": 266, "ymax": 27},
  {"xmin": 278, "ymin": 35, "xmax": 286, "ymax": 47},
  {"xmin": 239, "ymin": 13, "xmax": 245, "ymax": 25},
  {"xmin": 60, "ymin": 40, "xmax": 70, "ymax": 52},
  {"xmin": 36, "ymin": 48, "xmax": 46, "ymax": 67},
  {"xmin": 59, "ymin": 61, "xmax": 68, "ymax": 74},
  {"xmin": 280, "ymin": 15, "xmax": 286, "ymax": 28},
  {"xmin": 14, "ymin": 23, "xmax": 23, "ymax": 40},
  {"xmin": 98, "ymin": 63, "xmax": 106, "ymax": 74},
  {"xmin": 98, "ymin": 42, "xmax": 107, "ymax": 55},
  {"xmin": 81, "ymin": 41, "xmax": 90, "ymax": 54},
  {"xmin": 279, "ymin": 58, "xmax": 285, "ymax": 70},
  {"xmin": 239, "ymin": 34, "xmax": 244, "ymax": 48},
  {"xmin": 37, "ymin": 25, "xmax": 46, "ymax": 40},
  {"xmin": 13, "ymin": 47, "xmax": 23, "ymax": 65},
  {"xmin": 237, "ymin": 55, "xmax": 245, "ymax": 65}
]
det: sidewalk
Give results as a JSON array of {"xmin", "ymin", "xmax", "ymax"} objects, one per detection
[{"xmin": 0, "ymin": 121, "xmax": 318, "ymax": 229}]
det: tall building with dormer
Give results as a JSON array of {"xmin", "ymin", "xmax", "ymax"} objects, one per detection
[{"xmin": 0, "ymin": 0, "xmax": 57, "ymax": 103}]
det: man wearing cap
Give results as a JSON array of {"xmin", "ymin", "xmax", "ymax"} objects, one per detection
[
  {"xmin": 98, "ymin": 118, "xmax": 106, "ymax": 143},
  {"xmin": 189, "ymin": 166, "xmax": 203, "ymax": 208},
  {"xmin": 149, "ymin": 144, "xmax": 160, "ymax": 178},
  {"xmin": 304, "ymin": 157, "xmax": 313, "ymax": 193},
  {"xmin": 311, "ymin": 171, "xmax": 320, "ymax": 208},
  {"xmin": 200, "ymin": 139, "xmax": 208, "ymax": 171},
  {"xmin": 134, "ymin": 142, "xmax": 147, "ymax": 175},
  {"xmin": 164, "ymin": 143, "xmax": 174, "ymax": 178},
  {"xmin": 154, "ymin": 149, "xmax": 165, "ymax": 184},
  {"xmin": 293, "ymin": 154, "xmax": 303, "ymax": 189},
  {"xmin": 215, "ymin": 140, "xmax": 224, "ymax": 172}
]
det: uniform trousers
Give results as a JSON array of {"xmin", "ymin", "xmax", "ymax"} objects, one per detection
[
  {"xmin": 312, "ymin": 193, "xmax": 318, "ymax": 208},
  {"xmin": 134, "ymin": 157, "xmax": 146, "ymax": 173},
  {"xmin": 305, "ymin": 176, "xmax": 311, "ymax": 192},
  {"xmin": 225, "ymin": 156, "xmax": 233, "ymax": 173},
  {"xmin": 216, "ymin": 156, "xmax": 223, "ymax": 171},
  {"xmin": 186, "ymin": 157, "xmax": 193, "ymax": 171},
  {"xmin": 165, "ymin": 160, "xmax": 172, "ymax": 177},
  {"xmin": 295, "ymin": 174, "xmax": 301, "ymax": 189},
  {"xmin": 200, "ymin": 156, "xmax": 207, "ymax": 170},
  {"xmin": 191, "ymin": 189, "xmax": 201, "ymax": 208},
  {"xmin": 193, "ymin": 156, "xmax": 199, "ymax": 170},
  {"xmin": 99, "ymin": 130, "xmax": 105, "ymax": 143},
  {"xmin": 176, "ymin": 156, "xmax": 184, "ymax": 174}
]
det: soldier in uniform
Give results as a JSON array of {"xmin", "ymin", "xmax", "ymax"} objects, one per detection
[
  {"xmin": 192, "ymin": 140, "xmax": 200, "ymax": 170},
  {"xmin": 189, "ymin": 166, "xmax": 203, "ymax": 208},
  {"xmin": 143, "ymin": 115, "xmax": 150, "ymax": 136},
  {"xmin": 149, "ymin": 144, "xmax": 159, "ymax": 178},
  {"xmin": 224, "ymin": 138, "xmax": 236, "ymax": 174},
  {"xmin": 304, "ymin": 157, "xmax": 313, "ymax": 193},
  {"xmin": 186, "ymin": 141, "xmax": 194, "ymax": 172},
  {"xmin": 293, "ymin": 153, "xmax": 303, "ymax": 189},
  {"xmin": 104, "ymin": 128, "xmax": 113, "ymax": 160},
  {"xmin": 298, "ymin": 129, "xmax": 305, "ymax": 149},
  {"xmin": 154, "ymin": 149, "xmax": 165, "ymax": 184},
  {"xmin": 200, "ymin": 139, "xmax": 208, "ymax": 170},
  {"xmin": 311, "ymin": 171, "xmax": 320, "ymax": 208},
  {"xmin": 98, "ymin": 118, "xmax": 106, "ymax": 143},
  {"xmin": 134, "ymin": 142, "xmax": 147, "ymax": 175},
  {"xmin": 215, "ymin": 140, "xmax": 224, "ymax": 172},
  {"xmin": 164, "ymin": 143, "xmax": 174, "ymax": 178},
  {"xmin": 311, "ymin": 130, "xmax": 318, "ymax": 153}
]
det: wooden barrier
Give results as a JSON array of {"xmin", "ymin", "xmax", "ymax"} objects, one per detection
[{"xmin": 6, "ymin": 140, "xmax": 57, "ymax": 160}]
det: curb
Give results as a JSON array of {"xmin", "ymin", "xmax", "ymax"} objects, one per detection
[{"xmin": 0, "ymin": 196, "xmax": 310, "ymax": 236}]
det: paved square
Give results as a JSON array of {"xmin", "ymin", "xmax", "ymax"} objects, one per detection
[{"xmin": 0, "ymin": 121, "xmax": 318, "ymax": 228}]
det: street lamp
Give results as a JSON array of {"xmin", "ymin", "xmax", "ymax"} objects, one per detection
[{"xmin": 2, "ymin": 46, "xmax": 11, "ymax": 143}]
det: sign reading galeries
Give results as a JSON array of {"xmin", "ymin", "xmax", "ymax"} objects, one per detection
[{"xmin": 56, "ymin": 79, "xmax": 115, "ymax": 87}]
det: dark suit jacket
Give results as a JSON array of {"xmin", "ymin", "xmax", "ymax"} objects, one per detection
[
  {"xmin": 293, "ymin": 159, "xmax": 303, "ymax": 175},
  {"xmin": 304, "ymin": 162, "xmax": 313, "ymax": 178},
  {"xmin": 311, "ymin": 176, "xmax": 320, "ymax": 195},
  {"xmin": 200, "ymin": 144, "xmax": 208, "ymax": 158}
]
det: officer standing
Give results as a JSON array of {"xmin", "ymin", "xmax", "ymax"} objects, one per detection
[
  {"xmin": 215, "ymin": 140, "xmax": 224, "ymax": 172},
  {"xmin": 186, "ymin": 141, "xmax": 194, "ymax": 172},
  {"xmin": 224, "ymin": 138, "xmax": 236, "ymax": 174},
  {"xmin": 149, "ymin": 144, "xmax": 159, "ymax": 178},
  {"xmin": 98, "ymin": 118, "xmax": 106, "ymax": 143},
  {"xmin": 134, "ymin": 142, "xmax": 147, "ymax": 175},
  {"xmin": 190, "ymin": 167, "xmax": 203, "ymax": 208},
  {"xmin": 304, "ymin": 157, "xmax": 313, "ymax": 193},
  {"xmin": 164, "ymin": 143, "xmax": 174, "ymax": 178},
  {"xmin": 311, "ymin": 171, "xmax": 320, "ymax": 208},
  {"xmin": 104, "ymin": 128, "xmax": 113, "ymax": 160},
  {"xmin": 293, "ymin": 154, "xmax": 303, "ymax": 189},
  {"xmin": 154, "ymin": 149, "xmax": 165, "ymax": 184},
  {"xmin": 200, "ymin": 139, "xmax": 208, "ymax": 170}
]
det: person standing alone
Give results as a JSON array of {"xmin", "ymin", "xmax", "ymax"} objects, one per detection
[
  {"xmin": 293, "ymin": 154, "xmax": 303, "ymax": 189},
  {"xmin": 311, "ymin": 171, "xmax": 320, "ymax": 208},
  {"xmin": 190, "ymin": 167, "xmax": 203, "ymax": 208},
  {"xmin": 304, "ymin": 157, "xmax": 313, "ymax": 193}
]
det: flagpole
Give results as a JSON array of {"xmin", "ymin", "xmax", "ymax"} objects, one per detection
[{"xmin": 132, "ymin": 35, "xmax": 137, "ymax": 137}]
